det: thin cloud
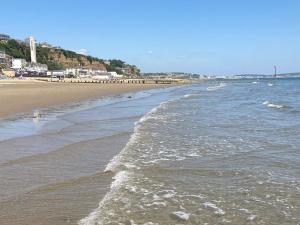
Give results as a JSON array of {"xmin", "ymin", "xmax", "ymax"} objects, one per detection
[{"xmin": 76, "ymin": 49, "xmax": 88, "ymax": 56}]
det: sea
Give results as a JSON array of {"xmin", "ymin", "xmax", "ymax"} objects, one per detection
[{"xmin": 0, "ymin": 78, "xmax": 299, "ymax": 225}]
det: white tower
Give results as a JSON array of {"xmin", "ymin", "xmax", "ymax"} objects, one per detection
[{"xmin": 28, "ymin": 36, "xmax": 37, "ymax": 63}]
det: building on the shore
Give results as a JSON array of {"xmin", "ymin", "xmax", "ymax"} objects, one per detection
[
  {"xmin": 0, "ymin": 50, "xmax": 12, "ymax": 69},
  {"xmin": 65, "ymin": 67, "xmax": 110, "ymax": 77},
  {"xmin": 92, "ymin": 74, "xmax": 111, "ymax": 80},
  {"xmin": 27, "ymin": 36, "xmax": 37, "ymax": 63},
  {"xmin": 12, "ymin": 58, "xmax": 27, "ymax": 69},
  {"xmin": 104, "ymin": 60, "xmax": 111, "ymax": 65},
  {"xmin": 0, "ymin": 50, "xmax": 5, "ymax": 66},
  {"xmin": 64, "ymin": 67, "xmax": 123, "ymax": 80},
  {"xmin": 10, "ymin": 36, "xmax": 48, "ymax": 76},
  {"xmin": 12, "ymin": 57, "xmax": 48, "ymax": 76},
  {"xmin": 50, "ymin": 70, "xmax": 66, "ymax": 77},
  {"xmin": 0, "ymin": 51, "xmax": 5, "ymax": 75},
  {"xmin": 25, "ymin": 62, "xmax": 48, "ymax": 73},
  {"xmin": 39, "ymin": 42, "xmax": 52, "ymax": 48},
  {"xmin": 0, "ymin": 33, "xmax": 11, "ymax": 41},
  {"xmin": 65, "ymin": 67, "xmax": 79, "ymax": 77},
  {"xmin": 2, "ymin": 69, "xmax": 15, "ymax": 77},
  {"xmin": 110, "ymin": 71, "xmax": 123, "ymax": 79}
]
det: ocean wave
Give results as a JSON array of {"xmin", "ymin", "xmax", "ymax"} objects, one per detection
[
  {"xmin": 79, "ymin": 101, "xmax": 175, "ymax": 225},
  {"xmin": 263, "ymin": 101, "xmax": 284, "ymax": 109},
  {"xmin": 104, "ymin": 100, "xmax": 171, "ymax": 173},
  {"xmin": 207, "ymin": 83, "xmax": 227, "ymax": 91},
  {"xmin": 203, "ymin": 202, "xmax": 226, "ymax": 215},
  {"xmin": 184, "ymin": 92, "xmax": 201, "ymax": 98},
  {"xmin": 78, "ymin": 170, "xmax": 132, "ymax": 225},
  {"xmin": 171, "ymin": 211, "xmax": 190, "ymax": 221}
]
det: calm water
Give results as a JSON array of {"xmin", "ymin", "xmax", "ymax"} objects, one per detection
[
  {"xmin": 0, "ymin": 79, "xmax": 299, "ymax": 225},
  {"xmin": 80, "ymin": 78, "xmax": 300, "ymax": 225}
]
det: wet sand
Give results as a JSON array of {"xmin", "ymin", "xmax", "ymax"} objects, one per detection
[
  {"xmin": 0, "ymin": 80, "xmax": 175, "ymax": 225},
  {"xmin": 0, "ymin": 133, "xmax": 130, "ymax": 225},
  {"xmin": 0, "ymin": 80, "xmax": 169, "ymax": 119}
]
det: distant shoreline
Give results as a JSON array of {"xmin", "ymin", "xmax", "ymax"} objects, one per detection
[{"xmin": 0, "ymin": 80, "xmax": 178, "ymax": 119}]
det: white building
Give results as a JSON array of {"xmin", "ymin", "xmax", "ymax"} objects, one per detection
[
  {"xmin": 65, "ymin": 67, "xmax": 108, "ymax": 77},
  {"xmin": 92, "ymin": 75, "xmax": 111, "ymax": 80},
  {"xmin": 26, "ymin": 62, "xmax": 48, "ymax": 73},
  {"xmin": 65, "ymin": 67, "xmax": 81, "ymax": 77},
  {"xmin": 0, "ymin": 50, "xmax": 5, "ymax": 65},
  {"xmin": 12, "ymin": 59, "xmax": 27, "ymax": 69},
  {"xmin": 28, "ymin": 36, "xmax": 37, "ymax": 63},
  {"xmin": 39, "ymin": 42, "xmax": 52, "ymax": 48},
  {"xmin": 51, "ymin": 70, "xmax": 66, "ymax": 76},
  {"xmin": 0, "ymin": 34, "xmax": 11, "ymax": 41},
  {"xmin": 109, "ymin": 71, "xmax": 123, "ymax": 79}
]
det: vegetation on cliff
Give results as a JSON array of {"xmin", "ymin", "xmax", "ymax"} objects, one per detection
[
  {"xmin": 107, "ymin": 59, "xmax": 140, "ymax": 75},
  {"xmin": 0, "ymin": 39, "xmax": 140, "ymax": 75},
  {"xmin": 0, "ymin": 40, "xmax": 31, "ymax": 61}
]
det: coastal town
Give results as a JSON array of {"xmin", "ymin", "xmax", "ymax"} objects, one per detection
[
  {"xmin": 0, "ymin": 33, "xmax": 138, "ymax": 81},
  {"xmin": 0, "ymin": 33, "xmax": 212, "ymax": 84}
]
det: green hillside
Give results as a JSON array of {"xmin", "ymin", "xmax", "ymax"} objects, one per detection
[{"xmin": 0, "ymin": 39, "xmax": 139, "ymax": 75}]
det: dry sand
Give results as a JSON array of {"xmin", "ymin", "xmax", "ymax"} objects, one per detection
[{"xmin": 0, "ymin": 80, "xmax": 169, "ymax": 118}]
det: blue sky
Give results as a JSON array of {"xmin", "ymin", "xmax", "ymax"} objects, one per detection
[{"xmin": 1, "ymin": 0, "xmax": 300, "ymax": 75}]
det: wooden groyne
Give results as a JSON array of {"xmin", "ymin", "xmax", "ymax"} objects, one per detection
[{"xmin": 53, "ymin": 78, "xmax": 189, "ymax": 84}]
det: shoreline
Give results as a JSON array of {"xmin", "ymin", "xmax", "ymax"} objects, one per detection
[
  {"xmin": 0, "ymin": 80, "xmax": 175, "ymax": 119},
  {"xmin": 0, "ymin": 83, "xmax": 179, "ymax": 225}
]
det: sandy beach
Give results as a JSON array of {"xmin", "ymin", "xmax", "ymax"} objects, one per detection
[
  {"xmin": 0, "ymin": 80, "xmax": 176, "ymax": 225},
  {"xmin": 0, "ymin": 80, "xmax": 170, "ymax": 119}
]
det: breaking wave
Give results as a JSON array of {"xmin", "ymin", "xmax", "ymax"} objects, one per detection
[
  {"xmin": 78, "ymin": 100, "xmax": 173, "ymax": 225},
  {"xmin": 207, "ymin": 83, "xmax": 227, "ymax": 91},
  {"xmin": 263, "ymin": 101, "xmax": 285, "ymax": 109},
  {"xmin": 104, "ymin": 100, "xmax": 171, "ymax": 173}
]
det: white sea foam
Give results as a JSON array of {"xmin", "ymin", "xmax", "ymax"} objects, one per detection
[
  {"xmin": 162, "ymin": 190, "xmax": 176, "ymax": 199},
  {"xmin": 263, "ymin": 101, "xmax": 270, "ymax": 105},
  {"xmin": 145, "ymin": 201, "xmax": 167, "ymax": 207},
  {"xmin": 207, "ymin": 83, "xmax": 227, "ymax": 91},
  {"xmin": 247, "ymin": 214, "xmax": 257, "ymax": 221},
  {"xmin": 171, "ymin": 211, "xmax": 190, "ymax": 221},
  {"xmin": 268, "ymin": 83, "xmax": 274, "ymax": 86},
  {"xmin": 78, "ymin": 170, "xmax": 131, "ymax": 225},
  {"xmin": 268, "ymin": 103, "xmax": 284, "ymax": 109},
  {"xmin": 263, "ymin": 101, "xmax": 284, "ymax": 109},
  {"xmin": 110, "ymin": 171, "xmax": 130, "ymax": 189},
  {"xmin": 104, "ymin": 101, "xmax": 170, "ymax": 173},
  {"xmin": 203, "ymin": 202, "xmax": 226, "ymax": 215},
  {"xmin": 185, "ymin": 152, "xmax": 201, "ymax": 157},
  {"xmin": 79, "ymin": 101, "xmax": 175, "ymax": 225},
  {"xmin": 239, "ymin": 208, "xmax": 251, "ymax": 214},
  {"xmin": 184, "ymin": 93, "xmax": 200, "ymax": 98}
]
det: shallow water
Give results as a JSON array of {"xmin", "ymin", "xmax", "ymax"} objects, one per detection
[
  {"xmin": 1, "ymin": 79, "xmax": 299, "ymax": 225},
  {"xmin": 0, "ymin": 87, "xmax": 179, "ymax": 225},
  {"xmin": 80, "ymin": 78, "xmax": 300, "ymax": 225}
]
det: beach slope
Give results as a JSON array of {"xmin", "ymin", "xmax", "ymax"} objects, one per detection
[{"xmin": 0, "ymin": 80, "xmax": 168, "ymax": 118}]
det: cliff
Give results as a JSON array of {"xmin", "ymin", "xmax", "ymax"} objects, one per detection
[
  {"xmin": 0, "ymin": 39, "xmax": 139, "ymax": 75},
  {"xmin": 37, "ymin": 47, "xmax": 107, "ymax": 70}
]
